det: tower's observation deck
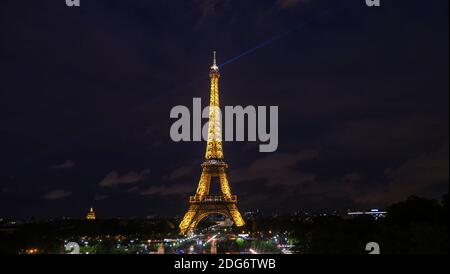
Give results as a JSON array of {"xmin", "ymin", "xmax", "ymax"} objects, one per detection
[{"xmin": 189, "ymin": 195, "xmax": 238, "ymax": 204}]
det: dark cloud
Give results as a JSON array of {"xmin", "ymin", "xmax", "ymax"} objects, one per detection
[
  {"xmin": 163, "ymin": 166, "xmax": 195, "ymax": 181},
  {"xmin": 230, "ymin": 150, "xmax": 319, "ymax": 187},
  {"xmin": 94, "ymin": 194, "xmax": 109, "ymax": 201},
  {"xmin": 358, "ymin": 142, "xmax": 449, "ymax": 205},
  {"xmin": 140, "ymin": 183, "xmax": 192, "ymax": 196},
  {"xmin": 276, "ymin": 0, "xmax": 310, "ymax": 9},
  {"xmin": 43, "ymin": 190, "xmax": 72, "ymax": 200},
  {"xmin": 51, "ymin": 160, "xmax": 75, "ymax": 169},
  {"xmin": 342, "ymin": 173, "xmax": 362, "ymax": 184},
  {"xmin": 228, "ymin": 150, "xmax": 361, "ymax": 210},
  {"xmin": 99, "ymin": 169, "xmax": 150, "ymax": 187}
]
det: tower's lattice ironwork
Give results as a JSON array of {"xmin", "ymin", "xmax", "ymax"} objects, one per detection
[{"xmin": 179, "ymin": 52, "xmax": 245, "ymax": 235}]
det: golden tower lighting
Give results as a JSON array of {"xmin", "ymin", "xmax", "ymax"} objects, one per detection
[{"xmin": 179, "ymin": 52, "xmax": 245, "ymax": 235}]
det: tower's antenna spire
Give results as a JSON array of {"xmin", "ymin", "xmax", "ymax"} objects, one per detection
[{"xmin": 211, "ymin": 51, "xmax": 219, "ymax": 71}]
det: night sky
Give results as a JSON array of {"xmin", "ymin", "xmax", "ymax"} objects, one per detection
[{"xmin": 0, "ymin": 0, "xmax": 448, "ymax": 219}]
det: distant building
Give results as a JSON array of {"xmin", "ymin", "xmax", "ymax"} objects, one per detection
[
  {"xmin": 347, "ymin": 209, "xmax": 386, "ymax": 219},
  {"xmin": 86, "ymin": 207, "xmax": 96, "ymax": 220},
  {"xmin": 210, "ymin": 240, "xmax": 217, "ymax": 254},
  {"xmin": 157, "ymin": 243, "xmax": 165, "ymax": 254}
]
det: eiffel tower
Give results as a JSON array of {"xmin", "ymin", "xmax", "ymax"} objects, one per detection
[{"xmin": 179, "ymin": 52, "xmax": 245, "ymax": 235}]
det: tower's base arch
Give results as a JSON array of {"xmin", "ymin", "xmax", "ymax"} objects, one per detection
[{"xmin": 180, "ymin": 201, "xmax": 244, "ymax": 235}]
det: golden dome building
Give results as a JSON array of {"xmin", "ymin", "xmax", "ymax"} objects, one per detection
[{"xmin": 86, "ymin": 206, "xmax": 96, "ymax": 220}]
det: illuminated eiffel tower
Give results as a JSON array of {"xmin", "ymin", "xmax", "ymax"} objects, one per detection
[{"xmin": 179, "ymin": 52, "xmax": 245, "ymax": 235}]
